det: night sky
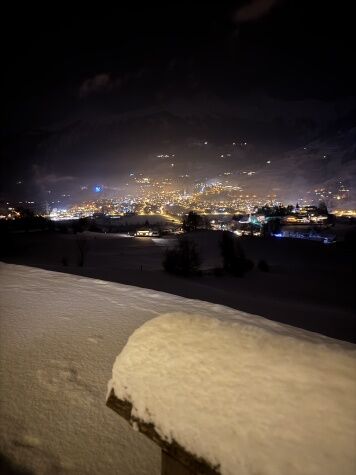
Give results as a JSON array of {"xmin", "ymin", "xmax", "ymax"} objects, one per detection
[{"xmin": 2, "ymin": 1, "xmax": 356, "ymax": 203}]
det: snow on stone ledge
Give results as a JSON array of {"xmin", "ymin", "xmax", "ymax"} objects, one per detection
[{"xmin": 108, "ymin": 312, "xmax": 356, "ymax": 475}]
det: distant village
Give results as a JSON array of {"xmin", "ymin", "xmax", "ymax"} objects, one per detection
[{"xmin": 2, "ymin": 198, "xmax": 355, "ymax": 246}]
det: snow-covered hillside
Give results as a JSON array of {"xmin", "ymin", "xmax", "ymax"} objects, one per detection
[
  {"xmin": 271, "ymin": 126, "xmax": 356, "ymax": 206},
  {"xmin": 0, "ymin": 263, "xmax": 355, "ymax": 475}
]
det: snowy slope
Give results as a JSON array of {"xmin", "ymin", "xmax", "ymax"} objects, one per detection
[
  {"xmin": 268, "ymin": 126, "xmax": 356, "ymax": 206},
  {"xmin": 0, "ymin": 262, "xmax": 275, "ymax": 475},
  {"xmin": 1, "ymin": 263, "xmax": 355, "ymax": 475},
  {"xmin": 110, "ymin": 314, "xmax": 356, "ymax": 475}
]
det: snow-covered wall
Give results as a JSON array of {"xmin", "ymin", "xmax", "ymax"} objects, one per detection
[{"xmin": 109, "ymin": 313, "xmax": 356, "ymax": 475}]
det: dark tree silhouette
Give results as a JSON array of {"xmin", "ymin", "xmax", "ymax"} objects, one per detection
[
  {"xmin": 16, "ymin": 207, "xmax": 35, "ymax": 219},
  {"xmin": 318, "ymin": 201, "xmax": 328, "ymax": 214},
  {"xmin": 220, "ymin": 231, "xmax": 253, "ymax": 277},
  {"xmin": 76, "ymin": 236, "xmax": 88, "ymax": 267},
  {"xmin": 182, "ymin": 211, "xmax": 203, "ymax": 232},
  {"xmin": 163, "ymin": 238, "xmax": 201, "ymax": 276},
  {"xmin": 262, "ymin": 218, "xmax": 281, "ymax": 236}
]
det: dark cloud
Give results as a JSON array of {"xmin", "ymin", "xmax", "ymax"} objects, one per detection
[
  {"xmin": 33, "ymin": 165, "xmax": 74, "ymax": 186},
  {"xmin": 79, "ymin": 73, "xmax": 120, "ymax": 98},
  {"xmin": 78, "ymin": 70, "xmax": 146, "ymax": 98},
  {"xmin": 235, "ymin": 0, "xmax": 279, "ymax": 22}
]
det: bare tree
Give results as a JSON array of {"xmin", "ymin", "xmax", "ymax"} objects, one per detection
[{"xmin": 76, "ymin": 236, "xmax": 88, "ymax": 267}]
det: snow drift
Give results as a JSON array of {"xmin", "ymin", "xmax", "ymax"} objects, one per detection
[{"xmin": 109, "ymin": 313, "xmax": 356, "ymax": 475}]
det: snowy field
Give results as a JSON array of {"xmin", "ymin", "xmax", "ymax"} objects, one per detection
[
  {"xmin": 2, "ymin": 230, "xmax": 355, "ymax": 342},
  {"xmin": 0, "ymin": 262, "xmax": 289, "ymax": 475}
]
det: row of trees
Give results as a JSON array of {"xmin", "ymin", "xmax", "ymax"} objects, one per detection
[
  {"xmin": 256, "ymin": 201, "xmax": 329, "ymax": 217},
  {"xmin": 163, "ymin": 231, "xmax": 254, "ymax": 277},
  {"xmin": 182, "ymin": 211, "xmax": 211, "ymax": 232}
]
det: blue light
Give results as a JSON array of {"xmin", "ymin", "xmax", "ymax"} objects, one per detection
[{"xmin": 94, "ymin": 185, "xmax": 103, "ymax": 193}]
